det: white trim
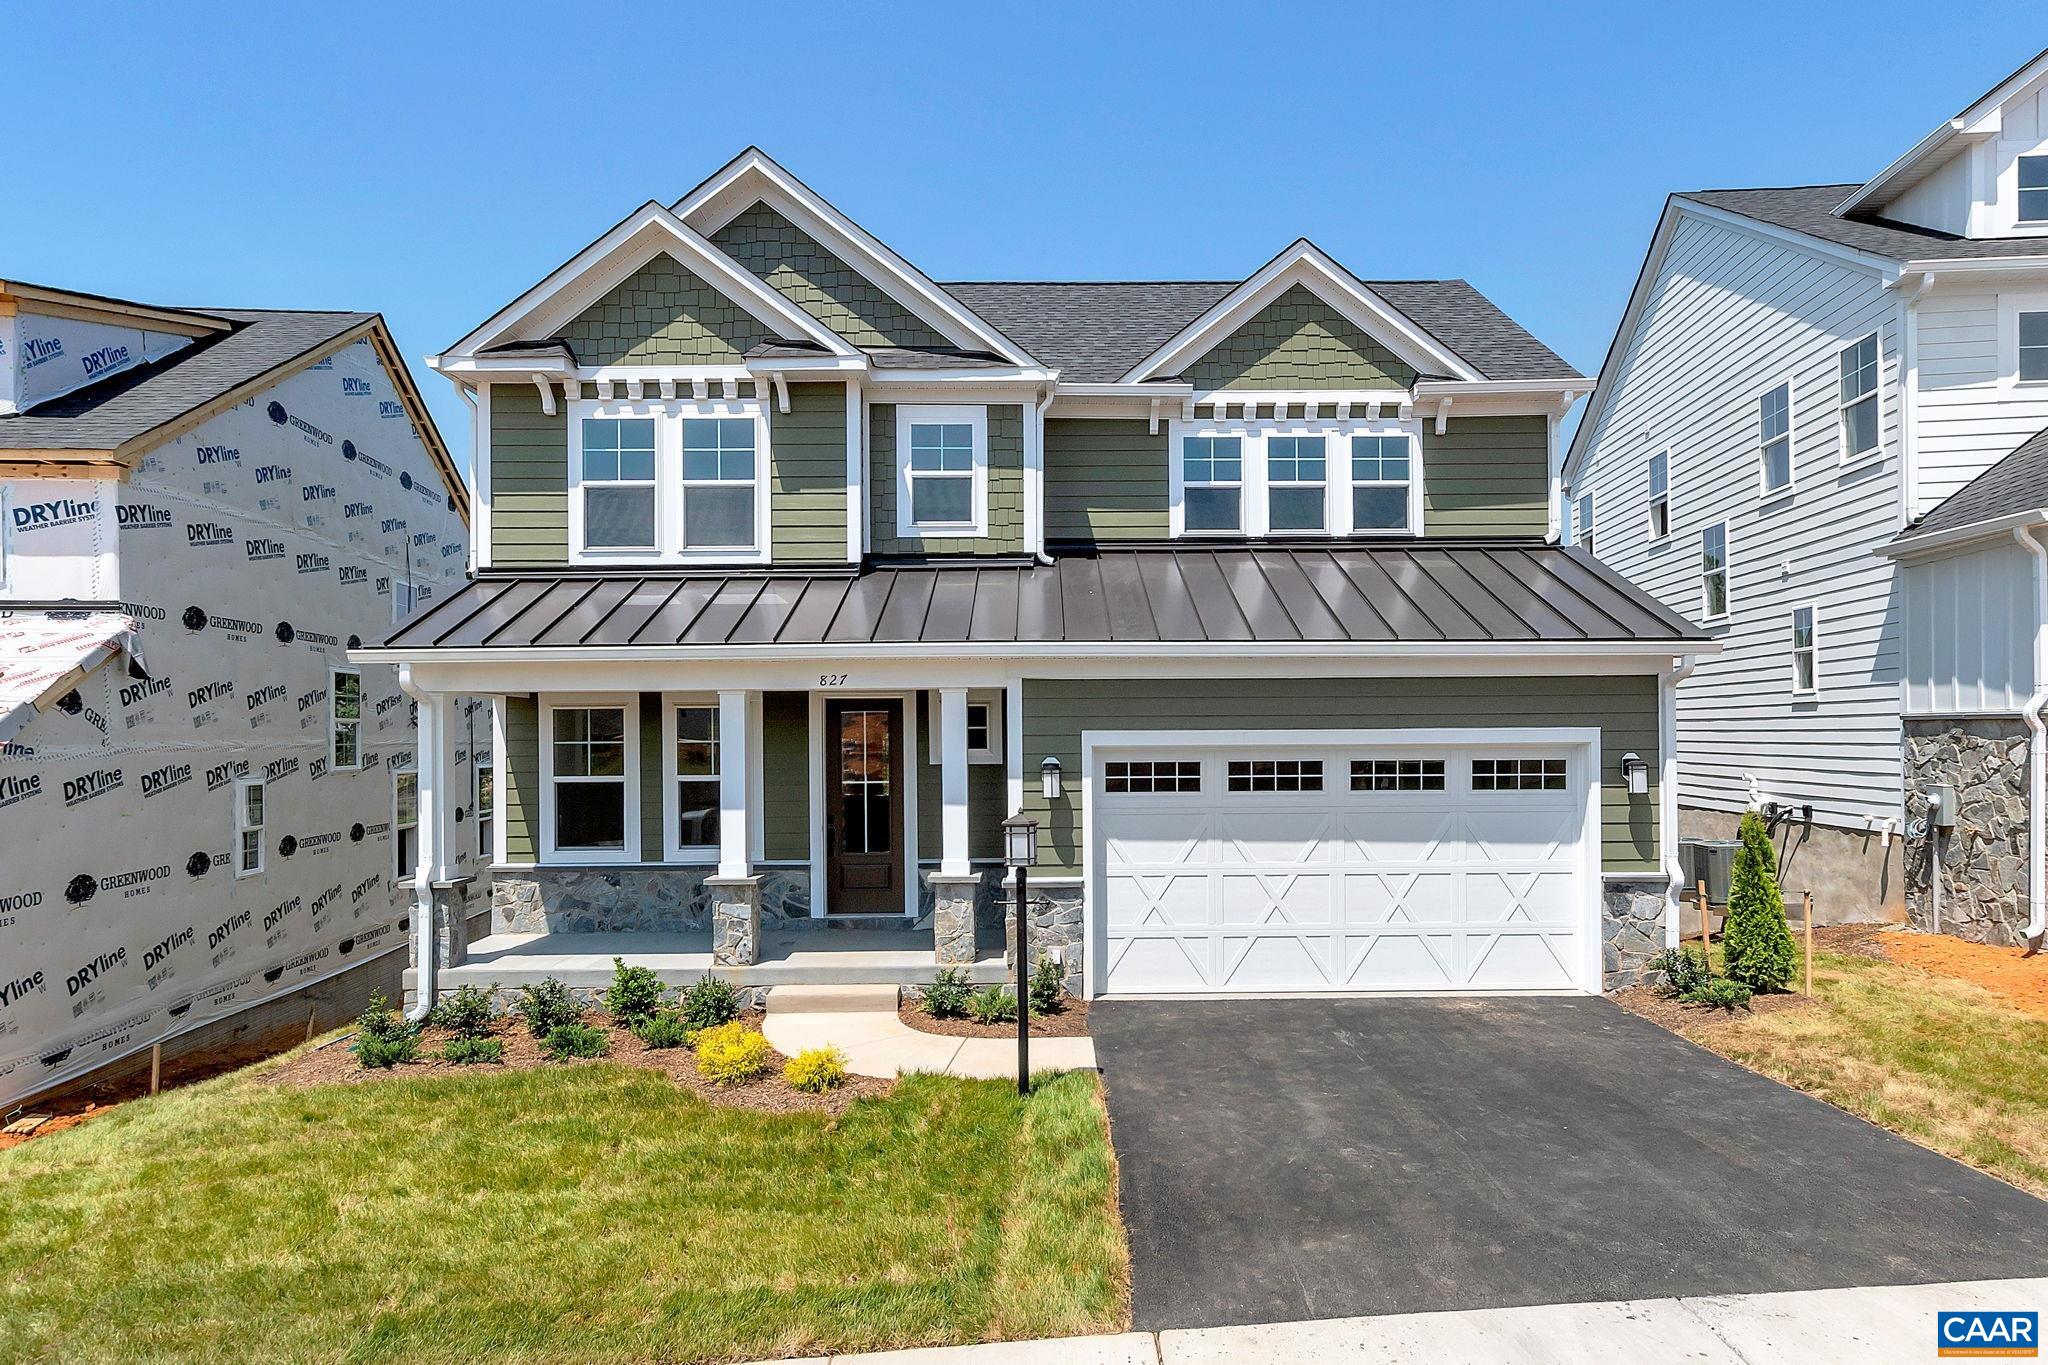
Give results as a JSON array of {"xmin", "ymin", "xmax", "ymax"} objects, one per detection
[
  {"xmin": 1120, "ymin": 241, "xmax": 1482, "ymax": 385},
  {"xmin": 1004, "ymin": 679, "xmax": 1024, "ymax": 818},
  {"xmin": 1790, "ymin": 602, "xmax": 1820, "ymax": 697},
  {"xmin": 925, "ymin": 691, "xmax": 1002, "ymax": 764},
  {"xmin": 716, "ymin": 690, "xmax": 750, "ymax": 878},
  {"xmin": 1076, "ymin": 726, "xmax": 1604, "ymax": 998},
  {"xmin": 392, "ymin": 764, "xmax": 419, "ymax": 884},
  {"xmin": 470, "ymin": 385, "xmax": 492, "ymax": 572},
  {"xmin": 2002, "ymin": 293, "xmax": 2048, "ymax": 389},
  {"xmin": 490, "ymin": 696, "xmax": 508, "ymax": 868},
  {"xmin": 538, "ymin": 694, "xmax": 641, "ymax": 864},
  {"xmin": 1757, "ymin": 377, "xmax": 1795, "ymax": 501},
  {"xmin": 894, "ymin": 403, "xmax": 988, "ymax": 539},
  {"xmin": 660, "ymin": 692, "xmax": 723, "ymax": 863},
  {"xmin": 233, "ymin": 775, "xmax": 265, "ymax": 879},
  {"xmin": 807, "ymin": 690, "xmax": 828, "ymax": 915},
  {"xmin": 566, "ymin": 396, "xmax": 771, "ymax": 565},
  {"xmin": 328, "ymin": 664, "xmax": 363, "ymax": 771},
  {"xmin": 1881, "ymin": 507, "xmax": 2048, "ymax": 559},
  {"xmin": 1837, "ymin": 49, "xmax": 2048, "ymax": 217},
  {"xmin": 1700, "ymin": 520, "xmax": 1731, "ymax": 624},
  {"xmin": 844, "ymin": 379, "xmax": 863, "ymax": 562},
  {"xmin": 1166, "ymin": 411, "xmax": 1423, "ymax": 539},
  {"xmin": 938, "ymin": 687, "xmax": 970, "ymax": 877},
  {"xmin": 1646, "ymin": 448, "xmax": 1671, "ymax": 542},
  {"xmin": 1837, "ymin": 332, "xmax": 1883, "ymax": 466}
]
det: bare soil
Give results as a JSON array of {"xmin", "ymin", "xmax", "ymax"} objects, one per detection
[
  {"xmin": 899, "ymin": 996, "xmax": 1092, "ymax": 1038},
  {"xmin": 257, "ymin": 1011, "xmax": 894, "ymax": 1115},
  {"xmin": 1865, "ymin": 926, "xmax": 2048, "ymax": 1020}
]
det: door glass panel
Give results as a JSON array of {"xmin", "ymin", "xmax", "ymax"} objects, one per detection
[{"xmin": 838, "ymin": 708, "xmax": 892, "ymax": 854}]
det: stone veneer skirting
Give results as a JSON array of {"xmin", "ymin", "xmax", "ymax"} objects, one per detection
[
  {"xmin": 1904, "ymin": 719, "xmax": 2036, "ymax": 946},
  {"xmin": 1601, "ymin": 877, "xmax": 1668, "ymax": 989},
  {"xmin": 490, "ymin": 866, "xmax": 813, "ymax": 935}
]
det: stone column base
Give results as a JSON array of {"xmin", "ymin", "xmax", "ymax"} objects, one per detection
[
  {"xmin": 928, "ymin": 875, "xmax": 982, "ymax": 965},
  {"xmin": 708, "ymin": 875, "xmax": 763, "ymax": 967},
  {"xmin": 432, "ymin": 878, "xmax": 475, "ymax": 969}
]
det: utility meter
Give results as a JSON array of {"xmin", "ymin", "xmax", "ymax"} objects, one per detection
[{"xmin": 1926, "ymin": 784, "xmax": 1958, "ymax": 830}]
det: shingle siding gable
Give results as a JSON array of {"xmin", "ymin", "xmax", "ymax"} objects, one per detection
[
  {"xmin": 560, "ymin": 252, "xmax": 776, "ymax": 365},
  {"xmin": 1186, "ymin": 283, "xmax": 1418, "ymax": 392},
  {"xmin": 711, "ymin": 202, "xmax": 950, "ymax": 350}
]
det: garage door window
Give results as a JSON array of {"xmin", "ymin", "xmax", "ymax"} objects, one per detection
[
  {"xmin": 1351, "ymin": 758, "xmax": 1446, "ymax": 791},
  {"xmin": 1226, "ymin": 758, "xmax": 1323, "ymax": 792},
  {"xmin": 1472, "ymin": 757, "xmax": 1567, "ymax": 791},
  {"xmin": 1104, "ymin": 760, "xmax": 1201, "ymax": 793}
]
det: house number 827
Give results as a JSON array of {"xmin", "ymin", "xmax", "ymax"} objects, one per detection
[{"xmin": 819, "ymin": 673, "xmax": 849, "ymax": 687}]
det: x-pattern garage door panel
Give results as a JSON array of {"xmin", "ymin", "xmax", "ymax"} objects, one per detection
[{"xmin": 1096, "ymin": 744, "xmax": 1588, "ymax": 995}]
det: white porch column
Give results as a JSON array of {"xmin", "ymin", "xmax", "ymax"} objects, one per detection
[
  {"xmin": 939, "ymin": 687, "xmax": 971, "ymax": 877},
  {"xmin": 400, "ymin": 670, "xmax": 464, "ymax": 1018},
  {"xmin": 717, "ymin": 689, "xmax": 752, "ymax": 879}
]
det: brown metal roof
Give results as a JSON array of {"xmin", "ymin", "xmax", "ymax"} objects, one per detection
[{"xmin": 372, "ymin": 547, "xmax": 1704, "ymax": 652}]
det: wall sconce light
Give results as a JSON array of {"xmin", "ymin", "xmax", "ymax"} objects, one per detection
[
  {"xmin": 1040, "ymin": 756, "xmax": 1063, "ymax": 801},
  {"xmin": 1620, "ymin": 752, "xmax": 1649, "ymax": 797}
]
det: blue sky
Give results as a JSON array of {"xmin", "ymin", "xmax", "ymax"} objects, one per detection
[{"xmin": 3, "ymin": 4, "xmax": 2029, "ymax": 472}]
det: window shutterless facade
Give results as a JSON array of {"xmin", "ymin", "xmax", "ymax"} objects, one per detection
[
  {"xmin": 667, "ymin": 701, "xmax": 720, "ymax": 859},
  {"xmin": 1700, "ymin": 521, "xmax": 1729, "ymax": 621},
  {"xmin": 542, "ymin": 700, "xmax": 637, "ymax": 860},
  {"xmin": 234, "ymin": 777, "xmax": 265, "ymax": 877},
  {"xmin": 329, "ymin": 666, "xmax": 361, "ymax": 770},
  {"xmin": 1349, "ymin": 434, "xmax": 1412, "ymax": 531},
  {"xmin": 1170, "ymin": 418, "xmax": 1422, "ymax": 538},
  {"xmin": 1647, "ymin": 451, "xmax": 1669, "ymax": 539},
  {"xmin": 576, "ymin": 415, "xmax": 658, "ymax": 549},
  {"xmin": 1791, "ymin": 604, "xmax": 1818, "ymax": 695},
  {"xmin": 679, "ymin": 417, "xmax": 758, "ymax": 548},
  {"xmin": 1265, "ymin": 435, "xmax": 1327, "ymax": 532},
  {"xmin": 2021, "ymin": 155, "xmax": 2048, "ymax": 223},
  {"xmin": 568, "ymin": 401, "xmax": 769, "ymax": 562},
  {"xmin": 1839, "ymin": 335, "xmax": 1879, "ymax": 462},
  {"xmin": 2022, "ymin": 311, "xmax": 2048, "ymax": 383},
  {"xmin": 1759, "ymin": 382, "xmax": 1792, "ymax": 495},
  {"xmin": 896, "ymin": 404, "xmax": 987, "ymax": 537},
  {"xmin": 394, "ymin": 769, "xmax": 419, "ymax": 881},
  {"xmin": 1180, "ymin": 435, "xmax": 1244, "ymax": 532}
]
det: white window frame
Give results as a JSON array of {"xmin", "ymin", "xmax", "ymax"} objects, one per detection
[
  {"xmin": 1575, "ymin": 492, "xmax": 1595, "ymax": 554},
  {"xmin": 567, "ymin": 397, "xmax": 771, "ymax": 564},
  {"xmin": 1790, "ymin": 603, "xmax": 1819, "ymax": 697},
  {"xmin": 539, "ymin": 695, "xmax": 641, "ymax": 863},
  {"xmin": 1264, "ymin": 433, "xmax": 1330, "ymax": 534},
  {"xmin": 926, "ymin": 691, "xmax": 1003, "ymax": 766},
  {"xmin": 1837, "ymin": 334, "xmax": 1881, "ymax": 465},
  {"xmin": 393, "ymin": 767, "xmax": 419, "ymax": 882},
  {"xmin": 2016, "ymin": 305, "xmax": 2048, "ymax": 387},
  {"xmin": 329, "ymin": 666, "xmax": 362, "ymax": 771},
  {"xmin": 1167, "ymin": 410, "xmax": 1424, "ymax": 539},
  {"xmin": 679, "ymin": 412, "xmax": 767, "ymax": 555},
  {"xmin": 895, "ymin": 403, "xmax": 988, "ymax": 539},
  {"xmin": 2020, "ymin": 153, "xmax": 2048, "ymax": 225},
  {"xmin": 1757, "ymin": 380, "xmax": 1794, "ymax": 500},
  {"xmin": 1347, "ymin": 432, "xmax": 1417, "ymax": 536},
  {"xmin": 1700, "ymin": 520, "xmax": 1730, "ymax": 623},
  {"xmin": 1177, "ymin": 433, "xmax": 1246, "ymax": 536},
  {"xmin": 475, "ymin": 758, "xmax": 495, "ymax": 861},
  {"xmin": 1647, "ymin": 451, "xmax": 1670, "ymax": 540},
  {"xmin": 661, "ymin": 693, "xmax": 722, "ymax": 863},
  {"xmin": 234, "ymin": 776, "xmax": 265, "ymax": 878}
]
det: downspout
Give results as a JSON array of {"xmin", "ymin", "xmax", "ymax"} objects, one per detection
[
  {"xmin": 397, "ymin": 664, "xmax": 439, "ymax": 1018},
  {"xmin": 1031, "ymin": 376, "xmax": 1059, "ymax": 565},
  {"xmin": 2013, "ymin": 526, "xmax": 2048, "ymax": 954},
  {"xmin": 1661, "ymin": 653, "xmax": 1698, "ymax": 947}
]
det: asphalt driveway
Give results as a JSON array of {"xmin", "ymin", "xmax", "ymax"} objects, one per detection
[{"xmin": 1092, "ymin": 997, "xmax": 2048, "ymax": 1331}]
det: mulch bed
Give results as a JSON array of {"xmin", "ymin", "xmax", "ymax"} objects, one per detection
[
  {"xmin": 898, "ymin": 996, "xmax": 1091, "ymax": 1038},
  {"xmin": 258, "ymin": 1012, "xmax": 894, "ymax": 1115},
  {"xmin": 1613, "ymin": 983, "xmax": 1815, "ymax": 1034}
]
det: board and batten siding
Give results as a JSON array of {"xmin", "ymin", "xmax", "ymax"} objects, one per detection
[
  {"xmin": 489, "ymin": 385, "xmax": 568, "ymax": 567},
  {"xmin": 1421, "ymin": 416, "xmax": 1549, "ymax": 536},
  {"xmin": 1043, "ymin": 418, "xmax": 1169, "ymax": 542},
  {"xmin": 1900, "ymin": 539, "xmax": 2038, "ymax": 716},
  {"xmin": 1570, "ymin": 209, "xmax": 1905, "ymax": 829},
  {"xmin": 1913, "ymin": 286, "xmax": 2048, "ymax": 517},
  {"xmin": 769, "ymin": 383, "xmax": 850, "ymax": 563},
  {"xmin": 1019, "ymin": 675, "xmax": 1660, "ymax": 878},
  {"xmin": 868, "ymin": 403, "xmax": 1025, "ymax": 555}
]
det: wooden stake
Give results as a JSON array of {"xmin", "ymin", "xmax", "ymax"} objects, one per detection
[
  {"xmin": 1697, "ymin": 879, "xmax": 1711, "ymax": 951},
  {"xmin": 1804, "ymin": 890, "xmax": 1814, "ymax": 997},
  {"xmin": 306, "ymin": 1006, "xmax": 319, "ymax": 1043},
  {"xmin": 148, "ymin": 1043, "xmax": 161, "ymax": 1096}
]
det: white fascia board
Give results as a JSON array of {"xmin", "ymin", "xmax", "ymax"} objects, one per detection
[
  {"xmin": 741, "ymin": 355, "xmax": 870, "ymax": 375},
  {"xmin": 671, "ymin": 148, "xmax": 1037, "ymax": 366},
  {"xmin": 1896, "ymin": 255, "xmax": 2048, "ymax": 278},
  {"xmin": 441, "ymin": 200, "xmax": 856, "ymax": 364},
  {"xmin": 1877, "ymin": 508, "xmax": 2048, "ymax": 560},
  {"xmin": 1117, "ymin": 241, "xmax": 1483, "ymax": 385},
  {"xmin": 1056, "ymin": 382, "xmax": 1197, "ymax": 398},
  {"xmin": 431, "ymin": 354, "xmax": 575, "ymax": 379},
  {"xmin": 1413, "ymin": 377, "xmax": 1593, "ymax": 399},
  {"xmin": 867, "ymin": 368, "xmax": 1057, "ymax": 387}
]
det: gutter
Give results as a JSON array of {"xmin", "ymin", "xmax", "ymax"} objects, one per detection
[
  {"xmin": 2014, "ymin": 527, "xmax": 2048, "ymax": 954},
  {"xmin": 1878, "ymin": 508, "xmax": 2048, "ymax": 561}
]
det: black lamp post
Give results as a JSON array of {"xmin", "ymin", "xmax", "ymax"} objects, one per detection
[{"xmin": 1002, "ymin": 812, "xmax": 1039, "ymax": 1096}]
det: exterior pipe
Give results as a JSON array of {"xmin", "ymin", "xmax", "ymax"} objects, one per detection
[
  {"xmin": 1661, "ymin": 653, "xmax": 1698, "ymax": 947},
  {"xmin": 2013, "ymin": 526, "xmax": 2048, "ymax": 954}
]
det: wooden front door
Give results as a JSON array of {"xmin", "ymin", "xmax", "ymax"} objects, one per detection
[{"xmin": 826, "ymin": 699, "xmax": 905, "ymax": 913}]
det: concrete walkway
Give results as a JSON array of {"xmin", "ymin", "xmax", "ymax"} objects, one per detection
[
  {"xmin": 747, "ymin": 1277, "xmax": 2048, "ymax": 1362},
  {"xmin": 760, "ymin": 985, "xmax": 1096, "ymax": 1080}
]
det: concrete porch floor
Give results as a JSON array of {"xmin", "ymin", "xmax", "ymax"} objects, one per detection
[{"xmin": 422, "ymin": 923, "xmax": 1011, "ymax": 992}]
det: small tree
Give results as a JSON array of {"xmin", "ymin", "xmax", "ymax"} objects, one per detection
[{"xmin": 1722, "ymin": 810, "xmax": 1796, "ymax": 991}]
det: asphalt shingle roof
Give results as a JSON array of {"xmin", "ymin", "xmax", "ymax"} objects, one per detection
[
  {"xmin": 1902, "ymin": 425, "xmax": 2048, "ymax": 540},
  {"xmin": 1680, "ymin": 185, "xmax": 2048, "ymax": 263},
  {"xmin": 0, "ymin": 309, "xmax": 372, "ymax": 453}
]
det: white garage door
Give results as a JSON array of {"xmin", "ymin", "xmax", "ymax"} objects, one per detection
[{"xmin": 1093, "ymin": 740, "xmax": 1594, "ymax": 995}]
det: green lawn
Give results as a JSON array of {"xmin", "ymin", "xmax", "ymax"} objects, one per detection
[{"xmin": 0, "ymin": 1059, "xmax": 1127, "ymax": 1363}]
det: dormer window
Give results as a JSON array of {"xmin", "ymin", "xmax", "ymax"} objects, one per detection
[
  {"xmin": 1171, "ymin": 415, "xmax": 1422, "ymax": 538},
  {"xmin": 1266, "ymin": 436, "xmax": 1327, "ymax": 532},
  {"xmin": 568, "ymin": 400, "xmax": 769, "ymax": 563},
  {"xmin": 2021, "ymin": 156, "xmax": 2048, "ymax": 223},
  {"xmin": 1350, "ymin": 434, "xmax": 1412, "ymax": 531},
  {"xmin": 1181, "ymin": 436, "xmax": 1243, "ymax": 532}
]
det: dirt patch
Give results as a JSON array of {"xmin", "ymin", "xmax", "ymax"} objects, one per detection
[
  {"xmin": 1875, "ymin": 931, "xmax": 2048, "ymax": 1021},
  {"xmin": 256, "ymin": 1012, "xmax": 893, "ymax": 1115},
  {"xmin": 1613, "ymin": 984, "xmax": 1817, "ymax": 1036},
  {"xmin": 899, "ymin": 996, "xmax": 1091, "ymax": 1038},
  {"xmin": 1811, "ymin": 922, "xmax": 1896, "ymax": 961}
]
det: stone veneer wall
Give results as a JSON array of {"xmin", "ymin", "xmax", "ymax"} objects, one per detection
[
  {"xmin": 1904, "ymin": 719, "xmax": 2035, "ymax": 945},
  {"xmin": 490, "ymin": 867, "xmax": 812, "ymax": 935},
  {"xmin": 1601, "ymin": 878, "xmax": 1668, "ymax": 989}
]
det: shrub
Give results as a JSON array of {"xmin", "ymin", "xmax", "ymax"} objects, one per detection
[
  {"xmin": 356, "ymin": 1034, "xmax": 418, "ymax": 1069},
  {"xmin": 514, "ymin": 977, "xmax": 583, "ymax": 1037},
  {"xmin": 353, "ymin": 992, "xmax": 417, "ymax": 1067},
  {"xmin": 428, "ymin": 983, "xmax": 496, "ymax": 1039},
  {"xmin": 541, "ymin": 1021, "xmax": 611, "ymax": 1061},
  {"xmin": 1722, "ymin": 811, "xmax": 1797, "ymax": 992},
  {"xmin": 675, "ymin": 975, "xmax": 742, "ymax": 1035},
  {"xmin": 1648, "ymin": 945, "xmax": 1713, "ymax": 997},
  {"xmin": 634, "ymin": 1009, "xmax": 692, "ymax": 1050},
  {"xmin": 783, "ymin": 1046, "xmax": 849, "ymax": 1094},
  {"xmin": 921, "ymin": 968, "xmax": 973, "ymax": 1019},
  {"xmin": 1682, "ymin": 976, "xmax": 1755, "ymax": 1011},
  {"xmin": 602, "ymin": 957, "xmax": 666, "ymax": 1026},
  {"xmin": 966, "ymin": 985, "xmax": 1018, "ymax": 1025},
  {"xmin": 695, "ymin": 1020, "xmax": 771, "ymax": 1085},
  {"xmin": 442, "ymin": 1036, "xmax": 505, "ymax": 1066},
  {"xmin": 1028, "ymin": 955, "xmax": 1065, "ymax": 1016}
]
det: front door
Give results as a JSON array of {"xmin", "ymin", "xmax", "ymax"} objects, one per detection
[{"xmin": 826, "ymin": 699, "xmax": 905, "ymax": 913}]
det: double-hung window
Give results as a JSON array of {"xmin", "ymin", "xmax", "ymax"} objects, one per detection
[
  {"xmin": 1759, "ymin": 382, "xmax": 1792, "ymax": 496},
  {"xmin": 235, "ymin": 778, "xmax": 265, "ymax": 877},
  {"xmin": 2021, "ymin": 155, "xmax": 2048, "ymax": 223},
  {"xmin": 578, "ymin": 416, "xmax": 658, "ymax": 549},
  {"xmin": 1266, "ymin": 435, "xmax": 1326, "ymax": 532},
  {"xmin": 1791, "ymin": 604, "xmax": 1818, "ymax": 695},
  {"xmin": 898, "ymin": 405, "xmax": 985, "ymax": 536},
  {"xmin": 329, "ymin": 667, "xmax": 361, "ymax": 770},
  {"xmin": 394, "ymin": 769, "xmax": 419, "ymax": 880},
  {"xmin": 1181, "ymin": 435, "xmax": 1243, "ymax": 532},
  {"xmin": 1648, "ymin": 452, "xmax": 1670, "ymax": 539},
  {"xmin": 1575, "ymin": 493, "xmax": 1595, "ymax": 555},
  {"xmin": 680, "ymin": 418, "xmax": 757, "ymax": 548},
  {"xmin": 1700, "ymin": 521, "xmax": 1729, "ymax": 621},
  {"xmin": 2021, "ymin": 312, "xmax": 2048, "ymax": 383},
  {"xmin": 1349, "ymin": 434, "xmax": 1412, "ymax": 531},
  {"xmin": 546, "ymin": 703, "xmax": 633, "ymax": 858},
  {"xmin": 1839, "ymin": 335, "xmax": 1879, "ymax": 462},
  {"xmin": 669, "ymin": 702, "xmax": 721, "ymax": 858}
]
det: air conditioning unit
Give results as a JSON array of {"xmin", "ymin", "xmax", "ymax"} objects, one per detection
[{"xmin": 1679, "ymin": 838, "xmax": 1741, "ymax": 905}]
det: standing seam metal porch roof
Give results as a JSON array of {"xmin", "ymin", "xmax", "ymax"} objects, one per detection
[{"xmin": 373, "ymin": 547, "xmax": 1706, "ymax": 651}]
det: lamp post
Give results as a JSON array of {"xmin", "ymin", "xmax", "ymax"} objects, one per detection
[{"xmin": 1002, "ymin": 812, "xmax": 1039, "ymax": 1096}]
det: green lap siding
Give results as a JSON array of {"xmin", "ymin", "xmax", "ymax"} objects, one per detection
[
  {"xmin": 868, "ymin": 404, "xmax": 1025, "ymax": 556},
  {"xmin": 914, "ymin": 693, "xmax": 1007, "ymax": 862},
  {"xmin": 640, "ymin": 694, "xmax": 664, "ymax": 857},
  {"xmin": 712, "ymin": 202, "xmax": 949, "ymax": 350},
  {"xmin": 1422, "ymin": 416, "xmax": 1550, "ymax": 537},
  {"xmin": 560, "ymin": 252, "xmax": 775, "ymax": 365},
  {"xmin": 769, "ymin": 384, "xmax": 850, "ymax": 563},
  {"xmin": 1020, "ymin": 675, "xmax": 1659, "ymax": 876},
  {"xmin": 762, "ymin": 692, "xmax": 810, "ymax": 861},
  {"xmin": 1186, "ymin": 284, "xmax": 1416, "ymax": 392},
  {"xmin": 502, "ymin": 695, "xmax": 540, "ymax": 863},
  {"xmin": 489, "ymin": 386, "xmax": 568, "ymax": 566},
  {"xmin": 1043, "ymin": 418, "xmax": 1169, "ymax": 543}
]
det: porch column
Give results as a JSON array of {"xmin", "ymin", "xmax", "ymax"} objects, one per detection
[
  {"xmin": 402, "ymin": 674, "xmax": 470, "ymax": 1017},
  {"xmin": 938, "ymin": 687, "xmax": 971, "ymax": 877},
  {"xmin": 709, "ymin": 688, "xmax": 760, "ymax": 968}
]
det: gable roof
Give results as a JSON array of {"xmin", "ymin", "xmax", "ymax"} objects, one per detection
[
  {"xmin": 1895, "ymin": 424, "xmax": 2048, "ymax": 543},
  {"xmin": 1680, "ymin": 185, "xmax": 2048, "ymax": 263},
  {"xmin": 0, "ymin": 308, "xmax": 467, "ymax": 520},
  {"xmin": 1838, "ymin": 46, "xmax": 2048, "ymax": 217}
]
